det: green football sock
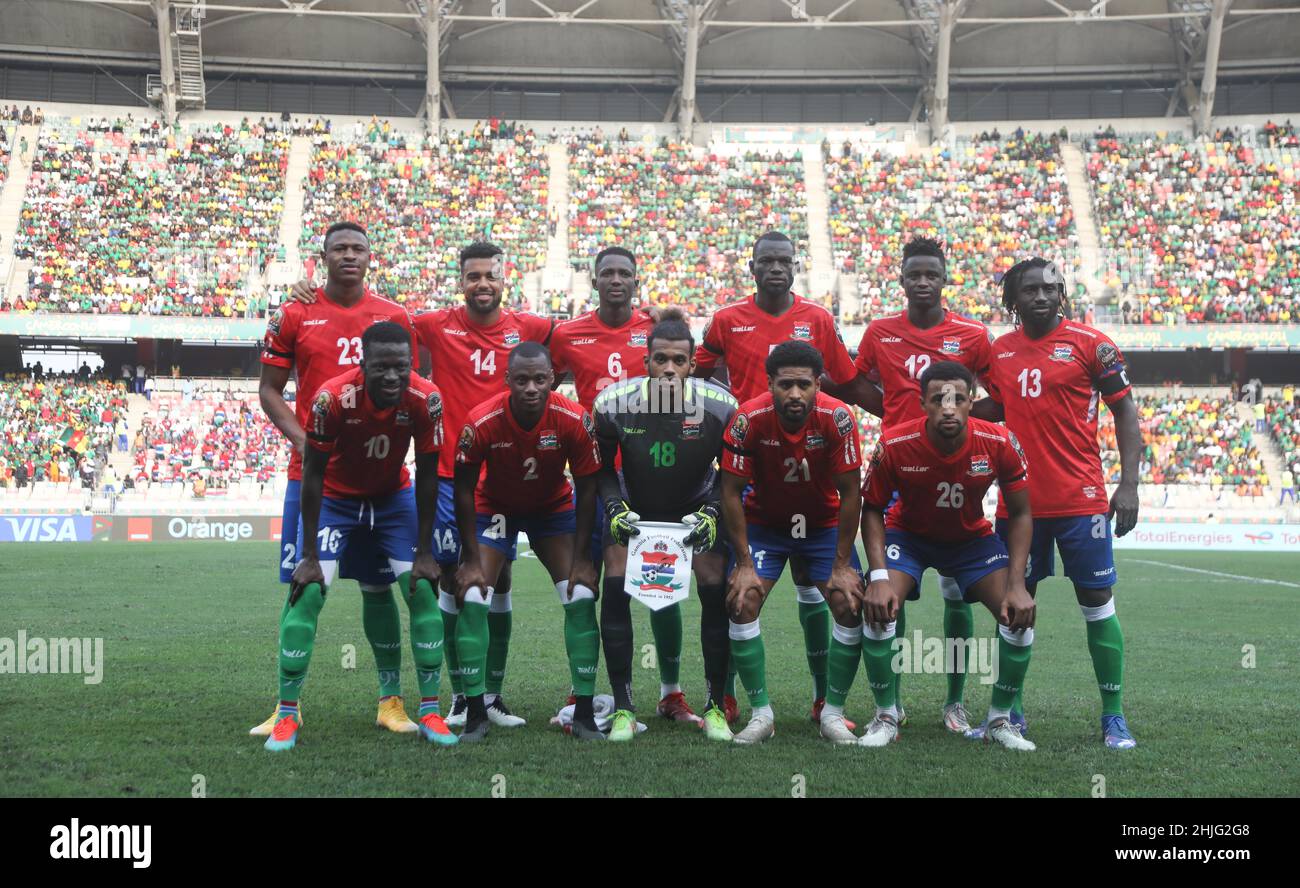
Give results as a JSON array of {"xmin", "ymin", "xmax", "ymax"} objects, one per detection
[
  {"xmin": 992, "ymin": 630, "xmax": 1033, "ymax": 713},
  {"xmin": 440, "ymin": 594, "xmax": 463, "ymax": 695},
  {"xmin": 729, "ymin": 622, "xmax": 769, "ymax": 708},
  {"xmin": 562, "ymin": 585, "xmax": 601, "ymax": 697},
  {"xmin": 649, "ymin": 603, "xmax": 683, "ymax": 687},
  {"xmin": 892, "ymin": 603, "xmax": 906, "ymax": 707},
  {"xmin": 361, "ymin": 584, "xmax": 403, "ymax": 698},
  {"xmin": 825, "ymin": 624, "xmax": 862, "ymax": 709},
  {"xmin": 486, "ymin": 603, "xmax": 512, "ymax": 696},
  {"xmin": 943, "ymin": 597, "xmax": 975, "ymax": 707},
  {"xmin": 399, "ymin": 575, "xmax": 444, "ymax": 700},
  {"xmin": 797, "ymin": 599, "xmax": 831, "ymax": 702},
  {"xmin": 278, "ymin": 582, "xmax": 326, "ymax": 704},
  {"xmin": 1085, "ymin": 612, "xmax": 1126, "ymax": 716},
  {"xmin": 861, "ymin": 629, "xmax": 897, "ymax": 711},
  {"xmin": 456, "ymin": 592, "xmax": 491, "ymax": 698}
]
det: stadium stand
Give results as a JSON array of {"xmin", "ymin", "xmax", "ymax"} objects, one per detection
[
  {"xmin": 826, "ymin": 130, "xmax": 1079, "ymax": 324},
  {"xmin": 1088, "ymin": 123, "xmax": 1299, "ymax": 324},
  {"xmin": 0, "ymin": 377, "xmax": 125, "ymax": 491},
  {"xmin": 297, "ymin": 117, "xmax": 548, "ymax": 311},
  {"xmin": 131, "ymin": 388, "xmax": 290, "ymax": 498},
  {"xmin": 6, "ymin": 116, "xmax": 288, "ymax": 317},
  {"xmin": 1265, "ymin": 389, "xmax": 1300, "ymax": 491},
  {"xmin": 1099, "ymin": 395, "xmax": 1268, "ymax": 494},
  {"xmin": 567, "ymin": 136, "xmax": 807, "ymax": 314},
  {"xmin": 0, "ymin": 123, "xmax": 11, "ymax": 188}
]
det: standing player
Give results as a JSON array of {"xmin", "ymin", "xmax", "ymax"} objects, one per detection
[
  {"xmin": 255, "ymin": 222, "xmax": 420, "ymax": 737},
  {"xmin": 550, "ymin": 246, "xmax": 697, "ymax": 723},
  {"xmin": 594, "ymin": 309, "xmax": 739, "ymax": 742},
  {"xmin": 264, "ymin": 322, "xmax": 450, "ymax": 751},
  {"xmin": 975, "ymin": 258, "xmax": 1140, "ymax": 750},
  {"xmin": 829, "ymin": 236, "xmax": 995, "ymax": 735},
  {"xmin": 719, "ymin": 342, "xmax": 864, "ymax": 744},
  {"xmin": 859, "ymin": 361, "xmax": 1037, "ymax": 750},
  {"xmin": 288, "ymin": 241, "xmax": 553, "ymax": 728},
  {"xmin": 693, "ymin": 231, "xmax": 859, "ymax": 725},
  {"xmin": 452, "ymin": 343, "xmax": 603, "ymax": 742}
]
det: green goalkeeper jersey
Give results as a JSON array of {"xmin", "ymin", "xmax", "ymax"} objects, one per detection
[{"xmin": 592, "ymin": 376, "xmax": 738, "ymax": 521}]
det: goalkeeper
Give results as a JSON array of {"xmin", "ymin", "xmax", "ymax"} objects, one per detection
[{"xmin": 591, "ymin": 309, "xmax": 739, "ymax": 742}]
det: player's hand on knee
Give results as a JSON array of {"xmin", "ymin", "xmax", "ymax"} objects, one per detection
[
  {"xmin": 863, "ymin": 577, "xmax": 895, "ymax": 628},
  {"xmin": 455, "ymin": 564, "xmax": 488, "ymax": 607},
  {"xmin": 289, "ymin": 556, "xmax": 324, "ymax": 606},
  {"xmin": 605, "ymin": 500, "xmax": 640, "ymax": 547},
  {"xmin": 411, "ymin": 551, "xmax": 441, "ymax": 590},
  {"xmin": 1001, "ymin": 582, "xmax": 1036, "ymax": 632},
  {"xmin": 568, "ymin": 559, "xmax": 599, "ymax": 600},
  {"xmin": 827, "ymin": 562, "xmax": 863, "ymax": 610},
  {"xmin": 725, "ymin": 565, "xmax": 761, "ymax": 620}
]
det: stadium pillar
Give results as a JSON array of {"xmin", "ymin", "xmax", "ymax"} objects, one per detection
[
  {"xmin": 1194, "ymin": 0, "xmax": 1232, "ymax": 137},
  {"xmin": 678, "ymin": 2, "xmax": 702, "ymax": 144},
  {"xmin": 928, "ymin": 1, "xmax": 959, "ymax": 143},
  {"xmin": 153, "ymin": 0, "xmax": 178, "ymax": 125},
  {"xmin": 424, "ymin": 0, "xmax": 442, "ymax": 135}
]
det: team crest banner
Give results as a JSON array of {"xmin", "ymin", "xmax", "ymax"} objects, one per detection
[{"xmin": 625, "ymin": 521, "xmax": 694, "ymax": 611}]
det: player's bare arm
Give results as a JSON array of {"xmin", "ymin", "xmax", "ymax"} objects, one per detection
[
  {"xmin": 1109, "ymin": 392, "xmax": 1142, "ymax": 538},
  {"xmin": 860, "ymin": 509, "xmax": 901, "ymax": 627},
  {"xmin": 970, "ymin": 397, "xmax": 1005, "ymax": 422},
  {"xmin": 452, "ymin": 460, "xmax": 487, "ymax": 604},
  {"xmin": 259, "ymin": 362, "xmax": 306, "ymax": 455},
  {"xmin": 411, "ymin": 451, "xmax": 441, "ymax": 588},
  {"xmin": 822, "ymin": 373, "xmax": 884, "ymax": 419},
  {"xmin": 568, "ymin": 472, "xmax": 600, "ymax": 598},
  {"xmin": 826, "ymin": 469, "xmax": 865, "ymax": 612},
  {"xmin": 720, "ymin": 471, "xmax": 761, "ymax": 618},
  {"xmin": 999, "ymin": 485, "xmax": 1036, "ymax": 632},
  {"xmin": 290, "ymin": 444, "xmax": 328, "ymax": 604}
]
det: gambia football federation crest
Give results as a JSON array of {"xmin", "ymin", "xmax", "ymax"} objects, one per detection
[
  {"xmin": 793, "ymin": 323, "xmax": 812, "ymax": 341},
  {"xmin": 310, "ymin": 390, "xmax": 333, "ymax": 436},
  {"xmin": 504, "ymin": 330, "xmax": 521, "ymax": 346},
  {"xmin": 630, "ymin": 331, "xmax": 648, "ymax": 348},
  {"xmin": 395, "ymin": 409, "xmax": 411, "ymax": 426},
  {"xmin": 538, "ymin": 431, "xmax": 560, "ymax": 451},
  {"xmin": 805, "ymin": 433, "xmax": 825, "ymax": 450},
  {"xmin": 942, "ymin": 338, "xmax": 962, "ymax": 355},
  {"xmin": 636, "ymin": 540, "xmax": 684, "ymax": 594},
  {"xmin": 1051, "ymin": 344, "xmax": 1074, "ymax": 362},
  {"xmin": 968, "ymin": 455, "xmax": 991, "ymax": 477},
  {"xmin": 681, "ymin": 419, "xmax": 702, "ymax": 439}
]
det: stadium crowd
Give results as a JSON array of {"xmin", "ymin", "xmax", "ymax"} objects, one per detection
[
  {"xmin": 826, "ymin": 130, "xmax": 1078, "ymax": 324},
  {"xmin": 131, "ymin": 388, "xmax": 290, "ymax": 494},
  {"xmin": 6, "ymin": 116, "xmax": 288, "ymax": 317},
  {"xmin": 297, "ymin": 117, "xmax": 548, "ymax": 311},
  {"xmin": 0, "ymin": 377, "xmax": 125, "ymax": 491},
  {"xmin": 1099, "ymin": 394, "xmax": 1269, "ymax": 493},
  {"xmin": 1089, "ymin": 124, "xmax": 1299, "ymax": 324},
  {"xmin": 1265, "ymin": 388, "xmax": 1299, "ymax": 502},
  {"xmin": 567, "ymin": 137, "xmax": 807, "ymax": 315}
]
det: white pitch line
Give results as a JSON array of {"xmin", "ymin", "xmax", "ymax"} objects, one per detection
[{"xmin": 1124, "ymin": 558, "xmax": 1300, "ymax": 589}]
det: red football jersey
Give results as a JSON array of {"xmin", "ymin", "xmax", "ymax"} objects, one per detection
[
  {"xmin": 722, "ymin": 392, "xmax": 862, "ymax": 529},
  {"xmin": 695, "ymin": 294, "xmax": 857, "ymax": 405},
  {"xmin": 986, "ymin": 321, "xmax": 1131, "ymax": 518},
  {"xmin": 414, "ymin": 305, "xmax": 553, "ymax": 478},
  {"xmin": 862, "ymin": 417, "xmax": 1029, "ymax": 543},
  {"xmin": 261, "ymin": 289, "xmax": 415, "ymax": 481},
  {"xmin": 550, "ymin": 308, "xmax": 655, "ymax": 411},
  {"xmin": 854, "ymin": 310, "xmax": 994, "ymax": 426},
  {"xmin": 305, "ymin": 369, "xmax": 443, "ymax": 500},
  {"xmin": 456, "ymin": 390, "xmax": 601, "ymax": 515}
]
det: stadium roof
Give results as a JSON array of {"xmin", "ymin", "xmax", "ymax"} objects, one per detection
[{"xmin": 8, "ymin": 1, "xmax": 1297, "ymax": 85}]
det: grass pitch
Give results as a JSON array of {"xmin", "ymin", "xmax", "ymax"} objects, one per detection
[{"xmin": 1, "ymin": 542, "xmax": 1296, "ymax": 797}]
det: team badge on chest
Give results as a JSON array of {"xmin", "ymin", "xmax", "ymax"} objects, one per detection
[
  {"xmin": 968, "ymin": 455, "xmax": 991, "ymax": 477},
  {"xmin": 630, "ymin": 331, "xmax": 647, "ymax": 347},
  {"xmin": 793, "ymin": 323, "xmax": 812, "ymax": 341},
  {"xmin": 395, "ymin": 410, "xmax": 411, "ymax": 426},
  {"xmin": 504, "ymin": 330, "xmax": 521, "ymax": 346},
  {"xmin": 942, "ymin": 338, "xmax": 962, "ymax": 355},
  {"xmin": 1051, "ymin": 344, "xmax": 1074, "ymax": 362},
  {"xmin": 538, "ymin": 431, "xmax": 560, "ymax": 451}
]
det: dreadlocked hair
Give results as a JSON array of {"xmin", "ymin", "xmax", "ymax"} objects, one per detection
[{"xmin": 1001, "ymin": 257, "xmax": 1070, "ymax": 325}]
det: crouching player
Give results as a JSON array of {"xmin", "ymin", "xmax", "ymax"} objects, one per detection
[
  {"xmin": 858, "ymin": 361, "xmax": 1037, "ymax": 750},
  {"xmin": 265, "ymin": 322, "xmax": 452, "ymax": 751},
  {"xmin": 719, "ymin": 341, "xmax": 864, "ymax": 745},
  {"xmin": 453, "ymin": 342, "xmax": 604, "ymax": 742}
]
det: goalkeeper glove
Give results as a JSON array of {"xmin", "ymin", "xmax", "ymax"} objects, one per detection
[
  {"xmin": 681, "ymin": 502, "xmax": 720, "ymax": 552},
  {"xmin": 605, "ymin": 499, "xmax": 641, "ymax": 547}
]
